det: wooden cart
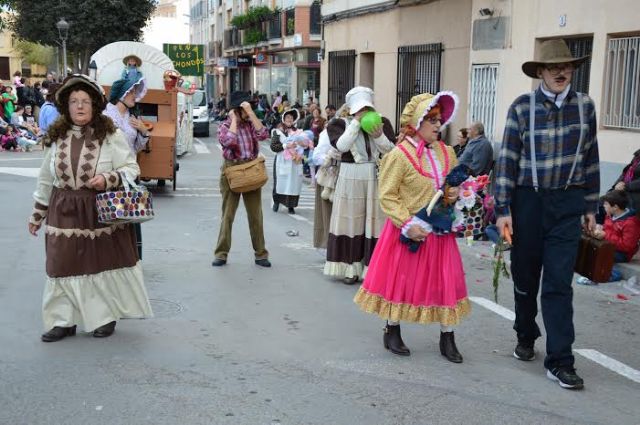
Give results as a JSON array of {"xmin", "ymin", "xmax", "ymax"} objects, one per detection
[
  {"xmin": 103, "ymin": 87, "xmax": 180, "ymax": 191},
  {"xmin": 92, "ymin": 41, "xmax": 194, "ymax": 192},
  {"xmin": 136, "ymin": 88, "xmax": 179, "ymax": 191}
]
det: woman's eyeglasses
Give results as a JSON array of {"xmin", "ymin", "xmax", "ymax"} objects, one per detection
[
  {"xmin": 69, "ymin": 99, "xmax": 92, "ymax": 108},
  {"xmin": 425, "ymin": 116, "xmax": 442, "ymax": 125}
]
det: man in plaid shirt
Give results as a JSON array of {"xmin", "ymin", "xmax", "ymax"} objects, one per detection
[
  {"xmin": 495, "ymin": 40, "xmax": 600, "ymax": 390},
  {"xmin": 212, "ymin": 91, "xmax": 271, "ymax": 268}
]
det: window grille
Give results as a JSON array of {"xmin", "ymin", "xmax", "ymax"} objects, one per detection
[
  {"xmin": 310, "ymin": 1, "xmax": 321, "ymax": 35},
  {"xmin": 396, "ymin": 43, "xmax": 442, "ymax": 131},
  {"xmin": 470, "ymin": 64, "xmax": 499, "ymax": 141},
  {"xmin": 564, "ymin": 37, "xmax": 593, "ymax": 94},
  {"xmin": 603, "ymin": 36, "xmax": 640, "ymax": 130},
  {"xmin": 328, "ymin": 50, "xmax": 356, "ymax": 108}
]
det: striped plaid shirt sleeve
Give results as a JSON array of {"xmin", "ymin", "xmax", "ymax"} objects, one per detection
[{"xmin": 494, "ymin": 91, "xmax": 601, "ymax": 217}]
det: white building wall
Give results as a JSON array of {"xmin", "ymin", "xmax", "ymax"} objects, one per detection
[
  {"xmin": 142, "ymin": 0, "xmax": 190, "ymax": 51},
  {"xmin": 469, "ymin": 0, "xmax": 640, "ymax": 189}
]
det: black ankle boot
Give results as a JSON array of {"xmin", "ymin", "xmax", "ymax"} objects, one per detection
[
  {"xmin": 93, "ymin": 321, "xmax": 116, "ymax": 338},
  {"xmin": 383, "ymin": 323, "xmax": 410, "ymax": 356},
  {"xmin": 440, "ymin": 331, "xmax": 463, "ymax": 363},
  {"xmin": 41, "ymin": 325, "xmax": 77, "ymax": 342}
]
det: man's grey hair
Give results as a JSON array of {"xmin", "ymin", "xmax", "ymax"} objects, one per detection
[{"xmin": 471, "ymin": 121, "xmax": 485, "ymax": 136}]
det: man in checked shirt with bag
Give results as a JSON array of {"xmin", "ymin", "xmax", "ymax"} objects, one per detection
[
  {"xmin": 212, "ymin": 91, "xmax": 271, "ymax": 268},
  {"xmin": 495, "ymin": 39, "xmax": 600, "ymax": 390}
]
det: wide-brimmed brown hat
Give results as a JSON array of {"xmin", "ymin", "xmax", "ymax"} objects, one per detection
[
  {"xmin": 522, "ymin": 39, "xmax": 590, "ymax": 79},
  {"xmin": 55, "ymin": 74, "xmax": 106, "ymax": 105},
  {"xmin": 122, "ymin": 54, "xmax": 143, "ymax": 67}
]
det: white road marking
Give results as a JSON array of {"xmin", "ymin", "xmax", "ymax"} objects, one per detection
[
  {"xmin": 470, "ymin": 296, "xmax": 640, "ymax": 384},
  {"xmin": 574, "ymin": 349, "xmax": 640, "ymax": 384},
  {"xmin": 193, "ymin": 138, "xmax": 211, "ymax": 154},
  {"xmin": 0, "ymin": 167, "xmax": 39, "ymax": 178},
  {"xmin": 0, "ymin": 156, "xmax": 44, "ymax": 162},
  {"xmin": 469, "ymin": 296, "xmax": 516, "ymax": 321},
  {"xmin": 260, "ymin": 145, "xmax": 272, "ymax": 155},
  {"xmin": 288, "ymin": 213, "xmax": 312, "ymax": 224},
  {"xmin": 216, "ymin": 144, "xmax": 222, "ymax": 151}
]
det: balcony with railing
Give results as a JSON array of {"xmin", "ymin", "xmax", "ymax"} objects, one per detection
[
  {"xmin": 285, "ymin": 8, "xmax": 295, "ymax": 36},
  {"xmin": 267, "ymin": 12, "xmax": 282, "ymax": 40},
  {"xmin": 208, "ymin": 40, "xmax": 222, "ymax": 58},
  {"xmin": 241, "ymin": 27, "xmax": 267, "ymax": 46},
  {"xmin": 310, "ymin": 1, "xmax": 321, "ymax": 35},
  {"xmin": 223, "ymin": 28, "xmax": 240, "ymax": 50}
]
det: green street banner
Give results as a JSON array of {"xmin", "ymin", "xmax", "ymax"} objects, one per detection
[{"xmin": 163, "ymin": 44, "xmax": 205, "ymax": 77}]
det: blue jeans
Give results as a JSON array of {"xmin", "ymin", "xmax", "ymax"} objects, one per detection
[
  {"xmin": 614, "ymin": 251, "xmax": 628, "ymax": 263},
  {"xmin": 485, "ymin": 224, "xmax": 500, "ymax": 244},
  {"xmin": 510, "ymin": 186, "xmax": 585, "ymax": 370}
]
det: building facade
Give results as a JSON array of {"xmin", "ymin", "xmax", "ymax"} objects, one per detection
[
  {"xmin": 321, "ymin": 0, "xmax": 640, "ymax": 186},
  {"xmin": 0, "ymin": 15, "xmax": 47, "ymax": 82},
  {"xmin": 467, "ymin": 0, "xmax": 640, "ymax": 188},
  {"xmin": 320, "ymin": 0, "xmax": 473, "ymax": 141},
  {"xmin": 191, "ymin": 0, "xmax": 321, "ymax": 104}
]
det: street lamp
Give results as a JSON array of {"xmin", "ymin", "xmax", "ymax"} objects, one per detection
[
  {"xmin": 56, "ymin": 18, "xmax": 70, "ymax": 77},
  {"xmin": 88, "ymin": 60, "xmax": 97, "ymax": 80}
]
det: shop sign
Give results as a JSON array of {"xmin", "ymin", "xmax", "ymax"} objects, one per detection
[
  {"xmin": 216, "ymin": 58, "xmax": 237, "ymax": 68},
  {"xmin": 255, "ymin": 52, "xmax": 269, "ymax": 65},
  {"xmin": 163, "ymin": 43, "xmax": 205, "ymax": 76},
  {"xmin": 237, "ymin": 57, "xmax": 253, "ymax": 67}
]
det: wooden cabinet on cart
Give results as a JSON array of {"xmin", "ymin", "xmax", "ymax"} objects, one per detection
[
  {"xmin": 137, "ymin": 89, "xmax": 179, "ymax": 190},
  {"xmin": 103, "ymin": 87, "xmax": 179, "ymax": 190}
]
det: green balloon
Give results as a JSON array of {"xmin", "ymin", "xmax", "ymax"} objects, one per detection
[{"xmin": 360, "ymin": 111, "xmax": 382, "ymax": 134}]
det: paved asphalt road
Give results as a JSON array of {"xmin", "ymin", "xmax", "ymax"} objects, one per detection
[{"xmin": 0, "ymin": 127, "xmax": 639, "ymax": 425}]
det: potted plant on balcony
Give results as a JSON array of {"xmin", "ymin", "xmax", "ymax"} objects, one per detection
[{"xmin": 231, "ymin": 6, "xmax": 279, "ymax": 29}]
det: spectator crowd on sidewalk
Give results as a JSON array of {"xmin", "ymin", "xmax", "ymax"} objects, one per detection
[{"xmin": 0, "ymin": 71, "xmax": 64, "ymax": 152}]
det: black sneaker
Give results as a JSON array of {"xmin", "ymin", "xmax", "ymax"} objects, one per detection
[
  {"xmin": 546, "ymin": 367, "xmax": 584, "ymax": 390},
  {"xmin": 513, "ymin": 341, "xmax": 535, "ymax": 361}
]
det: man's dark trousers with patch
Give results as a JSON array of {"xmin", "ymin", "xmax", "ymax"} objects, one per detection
[{"xmin": 510, "ymin": 186, "xmax": 585, "ymax": 369}]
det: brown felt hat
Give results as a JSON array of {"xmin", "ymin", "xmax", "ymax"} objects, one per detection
[
  {"xmin": 522, "ymin": 39, "xmax": 589, "ymax": 79},
  {"xmin": 123, "ymin": 54, "xmax": 143, "ymax": 67}
]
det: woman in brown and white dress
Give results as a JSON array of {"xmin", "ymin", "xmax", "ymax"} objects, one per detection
[
  {"xmin": 28, "ymin": 74, "xmax": 152, "ymax": 342},
  {"xmin": 324, "ymin": 86, "xmax": 395, "ymax": 284}
]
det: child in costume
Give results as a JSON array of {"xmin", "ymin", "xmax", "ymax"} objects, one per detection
[
  {"xmin": 121, "ymin": 54, "xmax": 143, "ymax": 84},
  {"xmin": 400, "ymin": 164, "xmax": 471, "ymax": 252},
  {"xmin": 283, "ymin": 129, "xmax": 314, "ymax": 163},
  {"xmin": 271, "ymin": 109, "xmax": 306, "ymax": 214}
]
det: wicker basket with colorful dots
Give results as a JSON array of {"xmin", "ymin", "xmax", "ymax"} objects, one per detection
[
  {"xmin": 96, "ymin": 173, "xmax": 154, "ymax": 224},
  {"xmin": 456, "ymin": 196, "xmax": 485, "ymax": 239}
]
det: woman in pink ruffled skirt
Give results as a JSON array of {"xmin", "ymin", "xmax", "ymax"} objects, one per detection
[{"xmin": 354, "ymin": 91, "xmax": 471, "ymax": 363}]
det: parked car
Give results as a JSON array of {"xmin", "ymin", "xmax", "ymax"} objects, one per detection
[{"xmin": 192, "ymin": 89, "xmax": 209, "ymax": 137}]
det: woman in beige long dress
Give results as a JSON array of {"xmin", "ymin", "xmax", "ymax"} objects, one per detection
[{"xmin": 28, "ymin": 74, "xmax": 152, "ymax": 342}]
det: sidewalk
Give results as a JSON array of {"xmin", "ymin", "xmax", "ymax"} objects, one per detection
[{"xmin": 458, "ymin": 238, "xmax": 640, "ymax": 306}]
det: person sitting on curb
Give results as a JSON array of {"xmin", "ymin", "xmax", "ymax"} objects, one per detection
[{"xmin": 578, "ymin": 190, "xmax": 640, "ymax": 285}]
